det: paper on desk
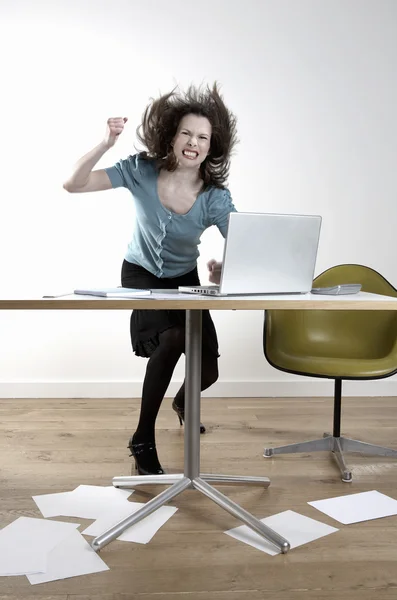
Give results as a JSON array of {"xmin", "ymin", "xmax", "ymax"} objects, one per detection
[
  {"xmin": 0, "ymin": 517, "xmax": 79, "ymax": 576},
  {"xmin": 308, "ymin": 490, "xmax": 397, "ymax": 524},
  {"xmin": 74, "ymin": 287, "xmax": 151, "ymax": 298},
  {"xmin": 33, "ymin": 485, "xmax": 134, "ymax": 519},
  {"xmin": 82, "ymin": 501, "xmax": 178, "ymax": 543},
  {"xmin": 225, "ymin": 510, "xmax": 338, "ymax": 556},
  {"xmin": 42, "ymin": 292, "xmax": 74, "ymax": 298},
  {"xmin": 26, "ymin": 529, "xmax": 109, "ymax": 584}
]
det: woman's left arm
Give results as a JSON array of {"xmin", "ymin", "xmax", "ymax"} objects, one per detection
[{"xmin": 207, "ymin": 188, "xmax": 237, "ymax": 283}]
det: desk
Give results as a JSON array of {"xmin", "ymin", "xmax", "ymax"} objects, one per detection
[{"xmin": 2, "ymin": 291, "xmax": 397, "ymax": 555}]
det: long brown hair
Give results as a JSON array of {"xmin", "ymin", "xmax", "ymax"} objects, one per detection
[{"xmin": 136, "ymin": 83, "xmax": 238, "ymax": 189}]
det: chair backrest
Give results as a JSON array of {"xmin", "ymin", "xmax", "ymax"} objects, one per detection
[
  {"xmin": 314, "ymin": 264, "xmax": 397, "ymax": 297},
  {"xmin": 264, "ymin": 264, "xmax": 397, "ymax": 362}
]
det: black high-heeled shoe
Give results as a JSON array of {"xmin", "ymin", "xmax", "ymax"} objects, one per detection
[
  {"xmin": 172, "ymin": 400, "xmax": 206, "ymax": 434},
  {"xmin": 127, "ymin": 435, "xmax": 165, "ymax": 475}
]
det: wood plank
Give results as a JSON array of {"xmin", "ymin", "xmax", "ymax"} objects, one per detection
[{"xmin": 1, "ymin": 397, "xmax": 397, "ymax": 599}]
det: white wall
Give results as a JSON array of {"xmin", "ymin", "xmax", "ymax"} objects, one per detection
[{"xmin": 1, "ymin": 0, "xmax": 396, "ymax": 398}]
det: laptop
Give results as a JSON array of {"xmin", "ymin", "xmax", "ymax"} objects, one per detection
[{"xmin": 179, "ymin": 212, "xmax": 322, "ymax": 296}]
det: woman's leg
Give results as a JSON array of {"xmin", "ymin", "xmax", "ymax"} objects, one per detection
[
  {"xmin": 133, "ymin": 326, "xmax": 185, "ymax": 444},
  {"xmin": 173, "ymin": 350, "xmax": 219, "ymax": 411}
]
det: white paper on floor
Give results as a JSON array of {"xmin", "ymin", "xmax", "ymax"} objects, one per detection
[
  {"xmin": 225, "ymin": 510, "xmax": 338, "ymax": 556},
  {"xmin": 26, "ymin": 529, "xmax": 109, "ymax": 584},
  {"xmin": 0, "ymin": 517, "xmax": 79, "ymax": 576},
  {"xmin": 33, "ymin": 484, "xmax": 134, "ymax": 519},
  {"xmin": 82, "ymin": 501, "xmax": 178, "ymax": 543},
  {"xmin": 308, "ymin": 490, "xmax": 397, "ymax": 524}
]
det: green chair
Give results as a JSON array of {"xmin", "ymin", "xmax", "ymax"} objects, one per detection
[{"xmin": 263, "ymin": 264, "xmax": 397, "ymax": 482}]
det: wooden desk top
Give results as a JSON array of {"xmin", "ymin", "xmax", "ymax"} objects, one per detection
[{"xmin": 1, "ymin": 292, "xmax": 397, "ymax": 310}]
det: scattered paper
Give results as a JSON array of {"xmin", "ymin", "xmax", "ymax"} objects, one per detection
[
  {"xmin": 82, "ymin": 501, "xmax": 178, "ymax": 544},
  {"xmin": 0, "ymin": 517, "xmax": 79, "ymax": 576},
  {"xmin": 26, "ymin": 530, "xmax": 109, "ymax": 584},
  {"xmin": 308, "ymin": 490, "xmax": 397, "ymax": 524},
  {"xmin": 225, "ymin": 510, "xmax": 338, "ymax": 555},
  {"xmin": 33, "ymin": 485, "xmax": 134, "ymax": 519},
  {"xmin": 72, "ymin": 485, "xmax": 133, "ymax": 503}
]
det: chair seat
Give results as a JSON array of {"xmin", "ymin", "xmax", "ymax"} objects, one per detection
[{"xmin": 269, "ymin": 347, "xmax": 397, "ymax": 379}]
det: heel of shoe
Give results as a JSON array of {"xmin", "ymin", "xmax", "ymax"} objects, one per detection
[
  {"xmin": 127, "ymin": 441, "xmax": 139, "ymax": 472},
  {"xmin": 172, "ymin": 401, "xmax": 206, "ymax": 434},
  {"xmin": 172, "ymin": 401, "xmax": 184, "ymax": 426}
]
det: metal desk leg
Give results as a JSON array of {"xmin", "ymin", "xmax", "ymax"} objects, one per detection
[{"xmin": 91, "ymin": 310, "xmax": 290, "ymax": 554}]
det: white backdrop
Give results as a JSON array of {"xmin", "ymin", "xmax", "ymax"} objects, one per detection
[{"xmin": 1, "ymin": 0, "xmax": 396, "ymax": 398}]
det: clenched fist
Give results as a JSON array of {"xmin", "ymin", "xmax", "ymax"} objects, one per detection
[
  {"xmin": 207, "ymin": 259, "xmax": 223, "ymax": 284},
  {"xmin": 104, "ymin": 117, "xmax": 128, "ymax": 148}
]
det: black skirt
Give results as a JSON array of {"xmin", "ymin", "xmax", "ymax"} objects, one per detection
[{"xmin": 121, "ymin": 260, "xmax": 219, "ymax": 358}]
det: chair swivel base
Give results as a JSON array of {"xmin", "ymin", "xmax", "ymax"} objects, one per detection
[
  {"xmin": 90, "ymin": 472, "xmax": 290, "ymax": 554},
  {"xmin": 264, "ymin": 434, "xmax": 397, "ymax": 482}
]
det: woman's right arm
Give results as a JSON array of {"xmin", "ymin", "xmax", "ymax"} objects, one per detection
[{"xmin": 63, "ymin": 117, "xmax": 128, "ymax": 193}]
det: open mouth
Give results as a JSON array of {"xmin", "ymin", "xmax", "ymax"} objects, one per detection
[{"xmin": 182, "ymin": 150, "xmax": 199, "ymax": 160}]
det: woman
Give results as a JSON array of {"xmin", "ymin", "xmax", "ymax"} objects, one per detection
[{"xmin": 63, "ymin": 83, "xmax": 238, "ymax": 475}]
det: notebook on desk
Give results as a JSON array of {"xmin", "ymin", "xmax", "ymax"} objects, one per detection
[
  {"xmin": 179, "ymin": 212, "xmax": 322, "ymax": 296},
  {"xmin": 74, "ymin": 287, "xmax": 151, "ymax": 298}
]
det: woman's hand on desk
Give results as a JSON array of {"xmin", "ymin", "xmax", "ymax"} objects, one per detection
[{"xmin": 207, "ymin": 259, "xmax": 222, "ymax": 284}]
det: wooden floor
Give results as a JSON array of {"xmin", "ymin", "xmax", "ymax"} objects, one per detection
[{"xmin": 1, "ymin": 396, "xmax": 397, "ymax": 600}]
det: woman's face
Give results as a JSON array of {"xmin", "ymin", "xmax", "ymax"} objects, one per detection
[{"xmin": 172, "ymin": 114, "xmax": 212, "ymax": 167}]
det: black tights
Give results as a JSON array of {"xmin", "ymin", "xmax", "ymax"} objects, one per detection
[{"xmin": 133, "ymin": 327, "xmax": 219, "ymax": 443}]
